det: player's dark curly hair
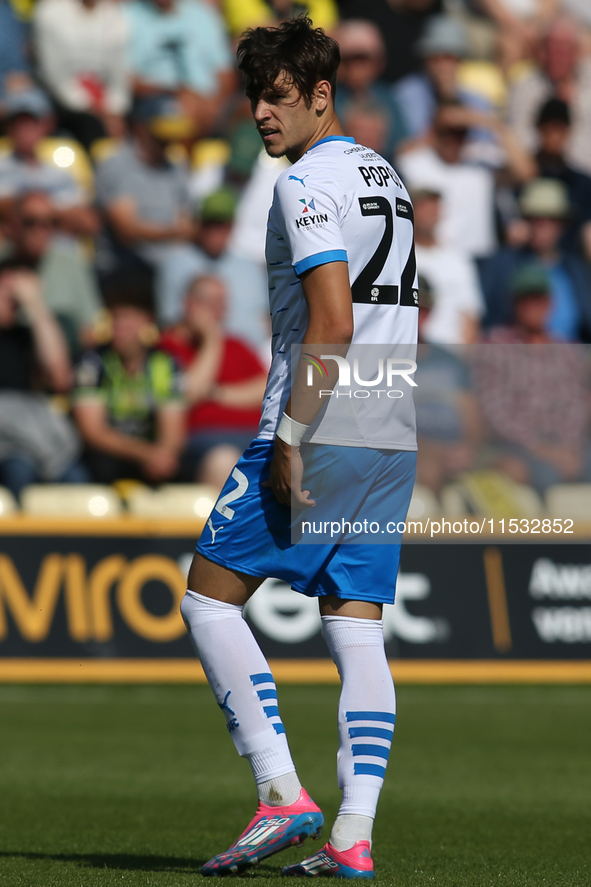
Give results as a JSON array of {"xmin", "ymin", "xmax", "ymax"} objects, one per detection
[{"xmin": 236, "ymin": 16, "xmax": 340, "ymax": 107}]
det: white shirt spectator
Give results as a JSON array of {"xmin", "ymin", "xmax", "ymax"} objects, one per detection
[
  {"xmin": 398, "ymin": 145, "xmax": 497, "ymax": 257},
  {"xmin": 33, "ymin": 0, "xmax": 130, "ymax": 116},
  {"xmin": 415, "ymin": 243, "xmax": 484, "ymax": 344},
  {"xmin": 229, "ymin": 152, "xmax": 289, "ymax": 266}
]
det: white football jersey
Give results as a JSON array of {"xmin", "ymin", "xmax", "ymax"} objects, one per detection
[{"xmin": 258, "ymin": 136, "xmax": 418, "ymax": 450}]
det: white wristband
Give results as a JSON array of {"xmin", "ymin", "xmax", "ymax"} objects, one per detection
[{"xmin": 276, "ymin": 412, "xmax": 309, "ymax": 447}]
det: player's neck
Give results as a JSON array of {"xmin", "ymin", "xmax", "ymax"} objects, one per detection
[{"xmin": 289, "ymin": 114, "xmax": 344, "ymax": 164}]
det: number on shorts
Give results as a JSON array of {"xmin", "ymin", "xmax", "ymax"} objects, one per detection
[{"xmin": 214, "ymin": 467, "xmax": 249, "ymax": 520}]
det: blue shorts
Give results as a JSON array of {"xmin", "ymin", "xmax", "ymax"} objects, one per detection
[{"xmin": 196, "ymin": 439, "xmax": 416, "ymax": 605}]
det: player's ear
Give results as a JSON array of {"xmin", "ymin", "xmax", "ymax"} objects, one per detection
[{"xmin": 314, "ymin": 80, "xmax": 331, "ymax": 112}]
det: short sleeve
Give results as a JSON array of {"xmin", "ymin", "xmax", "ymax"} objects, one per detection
[
  {"xmin": 274, "ymin": 171, "xmax": 348, "ymax": 276},
  {"xmin": 95, "ymin": 153, "xmax": 126, "ymax": 208},
  {"xmin": 73, "ymin": 351, "xmax": 105, "ymax": 400}
]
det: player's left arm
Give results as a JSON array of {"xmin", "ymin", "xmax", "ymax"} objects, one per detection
[{"xmin": 267, "ymin": 260, "xmax": 353, "ymax": 507}]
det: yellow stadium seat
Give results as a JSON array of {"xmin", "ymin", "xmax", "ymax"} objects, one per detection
[
  {"xmin": 0, "ymin": 486, "xmax": 18, "ymax": 517},
  {"xmin": 21, "ymin": 484, "xmax": 122, "ymax": 517},
  {"xmin": 0, "ymin": 135, "xmax": 94, "ymax": 196},
  {"xmin": 441, "ymin": 473, "xmax": 543, "ymax": 517},
  {"xmin": 457, "ymin": 60, "xmax": 507, "ymax": 108},
  {"xmin": 192, "ymin": 138, "xmax": 231, "ymax": 171},
  {"xmin": 126, "ymin": 484, "xmax": 218, "ymax": 519},
  {"xmin": 90, "ymin": 137, "xmax": 124, "ymax": 166}
]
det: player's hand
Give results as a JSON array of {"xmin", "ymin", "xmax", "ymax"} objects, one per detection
[{"xmin": 264, "ymin": 437, "xmax": 315, "ymax": 508}]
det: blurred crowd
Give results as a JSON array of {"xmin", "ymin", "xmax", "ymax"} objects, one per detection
[{"xmin": 1, "ymin": 0, "xmax": 591, "ymax": 506}]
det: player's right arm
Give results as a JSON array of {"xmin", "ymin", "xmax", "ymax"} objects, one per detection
[{"xmin": 267, "ymin": 260, "xmax": 353, "ymax": 507}]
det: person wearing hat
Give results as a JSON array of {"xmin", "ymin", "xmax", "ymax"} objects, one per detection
[
  {"xmin": 487, "ymin": 262, "xmax": 556, "ymax": 343},
  {"xmin": 474, "ymin": 260, "xmax": 591, "ymax": 493},
  {"xmin": 0, "ymin": 89, "xmax": 98, "ymax": 237},
  {"xmin": 161, "ymin": 185, "xmax": 270, "ymax": 354},
  {"xmin": 393, "ymin": 15, "xmax": 494, "ymax": 140},
  {"xmin": 95, "ymin": 96, "xmax": 202, "ymax": 325},
  {"xmin": 535, "ymin": 97, "xmax": 591, "ymax": 260},
  {"xmin": 478, "ymin": 177, "xmax": 591, "ymax": 341}
]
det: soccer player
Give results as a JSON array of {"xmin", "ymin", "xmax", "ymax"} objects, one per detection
[{"xmin": 180, "ymin": 16, "xmax": 418, "ymax": 878}]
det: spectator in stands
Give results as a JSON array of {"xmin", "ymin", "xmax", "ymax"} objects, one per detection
[
  {"xmin": 95, "ymin": 96, "xmax": 200, "ymax": 326},
  {"xmin": 478, "ymin": 178, "xmax": 591, "ymax": 341},
  {"xmin": 160, "ymin": 274, "xmax": 266, "ymax": 490},
  {"xmin": 333, "ymin": 20, "xmax": 408, "ymax": 160},
  {"xmin": 0, "ymin": 256, "xmax": 88, "ymax": 499},
  {"xmin": 0, "ymin": 192, "xmax": 103, "ymax": 355},
  {"xmin": 125, "ymin": 0, "xmax": 234, "ymax": 136},
  {"xmin": 0, "ymin": 89, "xmax": 98, "ymax": 238},
  {"xmin": 393, "ymin": 15, "xmax": 493, "ymax": 140},
  {"xmin": 337, "ymin": 0, "xmax": 443, "ymax": 86},
  {"xmin": 412, "ymin": 186, "xmax": 484, "ymax": 343},
  {"xmin": 341, "ymin": 100, "xmax": 391, "ymax": 157},
  {"xmin": 507, "ymin": 14, "xmax": 591, "ymax": 177},
  {"xmin": 484, "ymin": 262, "xmax": 556, "ymax": 343},
  {"xmin": 33, "ymin": 0, "xmax": 131, "ymax": 150},
  {"xmin": 73, "ymin": 274, "xmax": 185, "ymax": 484},
  {"xmin": 167, "ymin": 186, "xmax": 270, "ymax": 355},
  {"xmin": 474, "ymin": 0, "xmax": 560, "ymax": 70},
  {"xmin": 474, "ymin": 263, "xmax": 591, "ymax": 492},
  {"xmin": 534, "ymin": 97, "xmax": 591, "ymax": 260},
  {"xmin": 414, "ymin": 275, "xmax": 481, "ymax": 492},
  {"xmin": 398, "ymin": 101, "xmax": 535, "ymax": 258},
  {"xmin": 0, "ymin": 1, "xmax": 32, "ymax": 98}
]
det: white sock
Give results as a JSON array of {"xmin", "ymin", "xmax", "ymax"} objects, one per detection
[
  {"xmin": 181, "ymin": 590, "xmax": 301, "ymax": 801},
  {"xmin": 330, "ymin": 814, "xmax": 374, "ymax": 851},
  {"xmin": 322, "ymin": 614, "xmax": 396, "ymax": 849},
  {"xmin": 257, "ymin": 770, "xmax": 302, "ymax": 807}
]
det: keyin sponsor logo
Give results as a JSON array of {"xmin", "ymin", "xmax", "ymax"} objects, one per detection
[{"xmin": 295, "ymin": 197, "xmax": 329, "ymax": 228}]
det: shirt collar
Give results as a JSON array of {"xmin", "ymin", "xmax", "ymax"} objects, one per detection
[{"xmin": 308, "ymin": 135, "xmax": 356, "ymax": 151}]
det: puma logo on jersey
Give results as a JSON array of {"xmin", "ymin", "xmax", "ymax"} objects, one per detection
[
  {"xmin": 288, "ymin": 174, "xmax": 309, "ymax": 187},
  {"xmin": 207, "ymin": 517, "xmax": 221, "ymax": 544}
]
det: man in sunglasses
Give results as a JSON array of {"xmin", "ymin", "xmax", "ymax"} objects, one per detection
[
  {"xmin": 0, "ymin": 191, "xmax": 102, "ymax": 354},
  {"xmin": 0, "ymin": 89, "xmax": 98, "ymax": 238}
]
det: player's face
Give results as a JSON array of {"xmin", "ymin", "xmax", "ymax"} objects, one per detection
[{"xmin": 250, "ymin": 76, "xmax": 325, "ymax": 163}]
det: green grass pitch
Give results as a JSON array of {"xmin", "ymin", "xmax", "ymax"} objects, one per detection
[{"xmin": 0, "ymin": 683, "xmax": 590, "ymax": 886}]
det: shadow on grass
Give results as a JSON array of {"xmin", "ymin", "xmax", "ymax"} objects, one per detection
[
  {"xmin": 0, "ymin": 851, "xmax": 286, "ymax": 878},
  {"xmin": 0, "ymin": 851, "xmax": 204, "ymax": 873}
]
